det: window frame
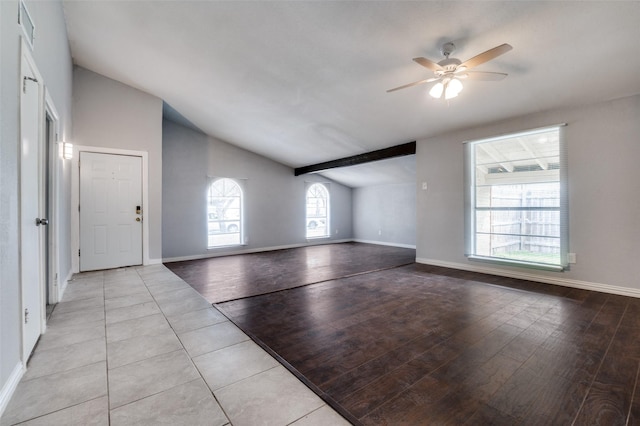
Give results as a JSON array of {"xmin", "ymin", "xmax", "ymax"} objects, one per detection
[
  {"xmin": 305, "ymin": 182, "xmax": 330, "ymax": 239},
  {"xmin": 207, "ymin": 177, "xmax": 244, "ymax": 249},
  {"xmin": 464, "ymin": 124, "xmax": 568, "ymax": 272}
]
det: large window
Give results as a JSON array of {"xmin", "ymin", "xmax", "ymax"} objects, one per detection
[
  {"xmin": 306, "ymin": 183, "xmax": 329, "ymax": 239},
  {"xmin": 208, "ymin": 178, "xmax": 243, "ymax": 248},
  {"xmin": 465, "ymin": 125, "xmax": 567, "ymax": 270}
]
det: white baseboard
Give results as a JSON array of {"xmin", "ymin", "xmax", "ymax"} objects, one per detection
[
  {"xmin": 416, "ymin": 257, "xmax": 640, "ymax": 298},
  {"xmin": 57, "ymin": 268, "xmax": 73, "ymax": 301},
  {"xmin": 146, "ymin": 258, "xmax": 163, "ymax": 265},
  {"xmin": 162, "ymin": 239, "xmax": 354, "ymax": 263},
  {"xmin": 0, "ymin": 362, "xmax": 25, "ymax": 418},
  {"xmin": 352, "ymin": 239, "xmax": 416, "ymax": 249}
]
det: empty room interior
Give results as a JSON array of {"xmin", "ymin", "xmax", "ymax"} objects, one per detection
[{"xmin": 2, "ymin": 1, "xmax": 640, "ymax": 425}]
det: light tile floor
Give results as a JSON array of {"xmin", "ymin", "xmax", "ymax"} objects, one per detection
[{"xmin": 1, "ymin": 265, "xmax": 350, "ymax": 426}]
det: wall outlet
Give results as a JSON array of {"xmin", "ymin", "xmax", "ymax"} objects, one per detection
[
  {"xmin": 378, "ymin": 230, "xmax": 382, "ymax": 236},
  {"xmin": 568, "ymin": 253, "xmax": 576, "ymax": 264}
]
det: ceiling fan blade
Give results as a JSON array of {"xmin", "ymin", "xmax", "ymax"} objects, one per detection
[
  {"xmin": 387, "ymin": 77, "xmax": 439, "ymax": 93},
  {"xmin": 413, "ymin": 57, "xmax": 444, "ymax": 72},
  {"xmin": 461, "ymin": 71, "xmax": 508, "ymax": 81},
  {"xmin": 459, "ymin": 43, "xmax": 512, "ymax": 70}
]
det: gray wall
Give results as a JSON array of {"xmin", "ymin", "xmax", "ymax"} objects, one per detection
[
  {"xmin": 353, "ymin": 183, "xmax": 416, "ymax": 247},
  {"xmin": 72, "ymin": 67, "xmax": 163, "ymax": 262},
  {"xmin": 162, "ymin": 119, "xmax": 353, "ymax": 259},
  {"xmin": 1, "ymin": 0, "xmax": 73, "ymax": 408},
  {"xmin": 416, "ymin": 94, "xmax": 640, "ymax": 292}
]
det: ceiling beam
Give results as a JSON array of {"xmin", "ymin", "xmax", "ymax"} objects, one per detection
[
  {"xmin": 476, "ymin": 143, "xmax": 514, "ymax": 172},
  {"xmin": 294, "ymin": 142, "xmax": 416, "ymax": 176},
  {"xmin": 516, "ymin": 137, "xmax": 548, "ymax": 170}
]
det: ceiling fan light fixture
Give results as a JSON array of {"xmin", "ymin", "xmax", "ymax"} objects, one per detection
[
  {"xmin": 447, "ymin": 77, "xmax": 463, "ymax": 97},
  {"xmin": 429, "ymin": 82, "xmax": 444, "ymax": 98},
  {"xmin": 429, "ymin": 78, "xmax": 463, "ymax": 100}
]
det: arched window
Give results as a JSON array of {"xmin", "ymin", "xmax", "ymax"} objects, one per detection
[
  {"xmin": 208, "ymin": 178, "xmax": 243, "ymax": 247},
  {"xmin": 306, "ymin": 183, "xmax": 329, "ymax": 239}
]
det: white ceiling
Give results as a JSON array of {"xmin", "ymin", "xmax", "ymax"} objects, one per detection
[
  {"xmin": 62, "ymin": 1, "xmax": 640, "ymax": 187},
  {"xmin": 319, "ymin": 155, "xmax": 416, "ymax": 188}
]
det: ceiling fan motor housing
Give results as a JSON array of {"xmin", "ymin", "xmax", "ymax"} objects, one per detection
[{"xmin": 436, "ymin": 58, "xmax": 462, "ymax": 75}]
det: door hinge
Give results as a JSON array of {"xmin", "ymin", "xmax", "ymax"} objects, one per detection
[
  {"xmin": 78, "ymin": 249, "xmax": 80, "ymax": 257},
  {"xmin": 23, "ymin": 76, "xmax": 37, "ymax": 93},
  {"xmin": 24, "ymin": 308, "xmax": 29, "ymax": 324}
]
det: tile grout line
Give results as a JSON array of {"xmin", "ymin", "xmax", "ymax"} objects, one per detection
[
  {"xmin": 102, "ymin": 271, "xmax": 112, "ymax": 426},
  {"xmin": 107, "ymin": 272, "xmax": 190, "ymax": 409},
  {"xmin": 139, "ymin": 265, "xmax": 348, "ymax": 425},
  {"xmin": 214, "ymin": 303, "xmax": 361, "ymax": 426},
  {"xmin": 134, "ymin": 266, "xmax": 234, "ymax": 425},
  {"xmin": 3, "ymin": 397, "xmax": 107, "ymax": 426}
]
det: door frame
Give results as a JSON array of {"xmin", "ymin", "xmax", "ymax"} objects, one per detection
[
  {"xmin": 71, "ymin": 146, "xmax": 150, "ymax": 273},
  {"xmin": 44, "ymin": 90, "xmax": 60, "ymax": 304},
  {"xmin": 19, "ymin": 39, "xmax": 46, "ymax": 361}
]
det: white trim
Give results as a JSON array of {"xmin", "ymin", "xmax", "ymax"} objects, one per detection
[
  {"xmin": 19, "ymin": 38, "xmax": 46, "ymax": 365},
  {"xmin": 71, "ymin": 145, "xmax": 150, "ymax": 272},
  {"xmin": 305, "ymin": 182, "xmax": 331, "ymax": 240},
  {"xmin": 0, "ymin": 363, "xmax": 25, "ymax": 418},
  {"xmin": 206, "ymin": 177, "xmax": 245, "ymax": 249},
  {"xmin": 18, "ymin": 0, "xmax": 35, "ymax": 49},
  {"xmin": 44, "ymin": 89, "xmax": 60, "ymax": 304},
  {"xmin": 57, "ymin": 268, "xmax": 74, "ymax": 302},
  {"xmin": 462, "ymin": 123, "xmax": 567, "ymax": 145},
  {"xmin": 164, "ymin": 239, "xmax": 353, "ymax": 263},
  {"xmin": 353, "ymin": 239, "xmax": 416, "ymax": 250},
  {"xmin": 416, "ymin": 257, "xmax": 640, "ymax": 299}
]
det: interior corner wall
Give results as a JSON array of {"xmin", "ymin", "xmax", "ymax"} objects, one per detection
[
  {"xmin": 72, "ymin": 67, "xmax": 163, "ymax": 262},
  {"xmin": 1, "ymin": 0, "xmax": 73, "ymax": 411},
  {"xmin": 353, "ymin": 183, "xmax": 416, "ymax": 247},
  {"xmin": 416, "ymin": 94, "xmax": 640, "ymax": 293},
  {"xmin": 162, "ymin": 119, "xmax": 353, "ymax": 260}
]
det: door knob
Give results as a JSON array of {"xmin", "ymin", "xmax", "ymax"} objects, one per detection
[
  {"xmin": 136, "ymin": 217, "xmax": 141, "ymax": 222},
  {"xmin": 35, "ymin": 218, "xmax": 49, "ymax": 226}
]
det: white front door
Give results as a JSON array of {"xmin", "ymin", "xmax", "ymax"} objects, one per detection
[
  {"xmin": 80, "ymin": 152, "xmax": 143, "ymax": 271},
  {"xmin": 20, "ymin": 46, "xmax": 45, "ymax": 358}
]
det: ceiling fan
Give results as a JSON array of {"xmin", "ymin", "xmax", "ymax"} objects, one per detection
[{"xmin": 387, "ymin": 42, "xmax": 512, "ymax": 99}]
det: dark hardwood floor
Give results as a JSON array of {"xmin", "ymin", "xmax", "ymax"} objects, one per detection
[
  {"xmin": 174, "ymin": 244, "xmax": 640, "ymax": 425},
  {"xmin": 165, "ymin": 242, "xmax": 415, "ymax": 303}
]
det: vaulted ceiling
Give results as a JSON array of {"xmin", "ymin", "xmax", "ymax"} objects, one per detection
[{"xmin": 62, "ymin": 1, "xmax": 640, "ymax": 187}]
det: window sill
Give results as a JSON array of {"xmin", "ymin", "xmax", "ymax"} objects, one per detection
[{"xmin": 467, "ymin": 255, "xmax": 566, "ymax": 272}]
